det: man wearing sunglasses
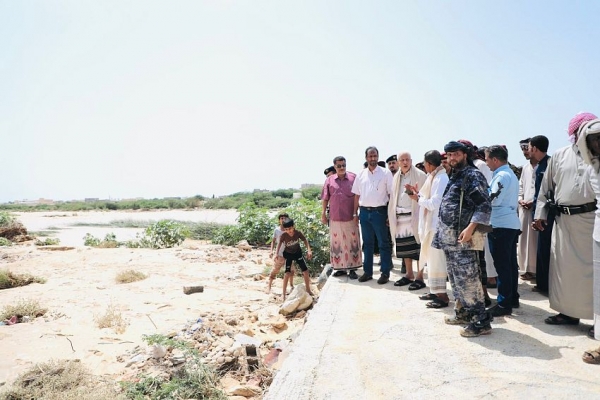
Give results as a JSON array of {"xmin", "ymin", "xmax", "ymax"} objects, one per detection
[{"xmin": 322, "ymin": 156, "xmax": 362, "ymax": 280}]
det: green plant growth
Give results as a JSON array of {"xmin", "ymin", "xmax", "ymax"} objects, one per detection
[
  {"xmin": 212, "ymin": 203, "xmax": 272, "ymax": 246},
  {"xmin": 0, "ymin": 237, "xmax": 12, "ymax": 247},
  {"xmin": 121, "ymin": 334, "xmax": 227, "ymax": 400},
  {"xmin": 139, "ymin": 220, "xmax": 189, "ymax": 249},
  {"xmin": 0, "ymin": 269, "xmax": 46, "ymax": 290},
  {"xmin": 0, "ymin": 211, "xmax": 15, "ymax": 226},
  {"xmin": 0, "ymin": 298, "xmax": 47, "ymax": 320},
  {"xmin": 83, "ymin": 221, "xmax": 189, "ymax": 249},
  {"xmin": 35, "ymin": 238, "xmax": 60, "ymax": 246},
  {"xmin": 83, "ymin": 233, "xmax": 118, "ymax": 248},
  {"xmin": 213, "ymin": 200, "xmax": 329, "ymax": 276}
]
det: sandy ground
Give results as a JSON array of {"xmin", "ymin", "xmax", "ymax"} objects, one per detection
[{"xmin": 0, "ymin": 210, "xmax": 304, "ymax": 397}]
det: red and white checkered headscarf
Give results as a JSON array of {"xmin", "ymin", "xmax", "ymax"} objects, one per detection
[{"xmin": 568, "ymin": 112, "xmax": 598, "ymax": 138}]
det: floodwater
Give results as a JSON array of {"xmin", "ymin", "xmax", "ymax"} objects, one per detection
[{"xmin": 14, "ymin": 209, "xmax": 239, "ymax": 247}]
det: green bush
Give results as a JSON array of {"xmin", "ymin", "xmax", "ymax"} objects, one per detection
[
  {"xmin": 139, "ymin": 220, "xmax": 189, "ymax": 249},
  {"xmin": 83, "ymin": 233, "xmax": 118, "ymax": 248},
  {"xmin": 0, "ymin": 211, "xmax": 15, "ymax": 227},
  {"xmin": 0, "ymin": 237, "xmax": 13, "ymax": 247},
  {"xmin": 35, "ymin": 238, "xmax": 60, "ymax": 246},
  {"xmin": 83, "ymin": 233, "xmax": 101, "ymax": 247},
  {"xmin": 301, "ymin": 186, "xmax": 322, "ymax": 200},
  {"xmin": 187, "ymin": 222, "xmax": 225, "ymax": 240},
  {"xmin": 213, "ymin": 204, "xmax": 272, "ymax": 246}
]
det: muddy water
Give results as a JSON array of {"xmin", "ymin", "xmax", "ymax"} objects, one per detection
[{"xmin": 14, "ymin": 209, "xmax": 239, "ymax": 247}]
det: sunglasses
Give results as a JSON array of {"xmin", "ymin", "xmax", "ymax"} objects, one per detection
[
  {"xmin": 520, "ymin": 145, "xmax": 529, "ymax": 150},
  {"xmin": 335, "ymin": 164, "xmax": 346, "ymax": 168}
]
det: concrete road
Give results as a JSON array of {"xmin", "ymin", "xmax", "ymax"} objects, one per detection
[{"xmin": 265, "ymin": 268, "xmax": 600, "ymax": 399}]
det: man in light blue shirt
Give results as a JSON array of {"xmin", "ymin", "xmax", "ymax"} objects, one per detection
[{"xmin": 485, "ymin": 145, "xmax": 521, "ymax": 317}]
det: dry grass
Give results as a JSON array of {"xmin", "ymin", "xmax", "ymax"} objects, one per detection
[
  {"xmin": 115, "ymin": 269, "xmax": 147, "ymax": 284},
  {"xmin": 0, "ymin": 269, "xmax": 46, "ymax": 290},
  {"xmin": 0, "ymin": 298, "xmax": 47, "ymax": 321},
  {"xmin": 94, "ymin": 304, "xmax": 127, "ymax": 334},
  {"xmin": 0, "ymin": 359, "xmax": 126, "ymax": 400}
]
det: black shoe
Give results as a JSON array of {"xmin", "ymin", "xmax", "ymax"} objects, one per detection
[
  {"xmin": 358, "ymin": 274, "xmax": 373, "ymax": 282},
  {"xmin": 484, "ymin": 297, "xmax": 492, "ymax": 307},
  {"xmin": 488, "ymin": 304, "xmax": 512, "ymax": 317},
  {"xmin": 349, "ymin": 270, "xmax": 358, "ymax": 280},
  {"xmin": 332, "ymin": 270, "xmax": 347, "ymax": 277},
  {"xmin": 512, "ymin": 300, "xmax": 520, "ymax": 309},
  {"xmin": 377, "ymin": 273, "xmax": 389, "ymax": 284}
]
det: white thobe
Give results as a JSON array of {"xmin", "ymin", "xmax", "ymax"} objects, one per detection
[
  {"xmin": 535, "ymin": 144, "xmax": 595, "ymax": 319},
  {"xmin": 518, "ymin": 162, "xmax": 539, "ymax": 273}
]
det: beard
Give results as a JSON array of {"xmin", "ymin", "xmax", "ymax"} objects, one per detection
[{"xmin": 451, "ymin": 158, "xmax": 467, "ymax": 170}]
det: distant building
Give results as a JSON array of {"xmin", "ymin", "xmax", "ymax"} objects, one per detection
[
  {"xmin": 84, "ymin": 198, "xmax": 100, "ymax": 202},
  {"xmin": 14, "ymin": 198, "xmax": 55, "ymax": 206},
  {"xmin": 300, "ymin": 183, "xmax": 320, "ymax": 189}
]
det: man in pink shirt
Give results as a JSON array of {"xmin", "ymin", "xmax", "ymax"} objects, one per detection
[{"xmin": 321, "ymin": 156, "xmax": 362, "ymax": 279}]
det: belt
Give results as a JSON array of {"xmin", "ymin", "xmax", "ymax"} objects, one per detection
[
  {"xmin": 556, "ymin": 202, "xmax": 597, "ymax": 215},
  {"xmin": 360, "ymin": 206, "xmax": 387, "ymax": 211}
]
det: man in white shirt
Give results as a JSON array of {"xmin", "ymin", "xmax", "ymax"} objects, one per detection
[{"xmin": 352, "ymin": 146, "xmax": 394, "ymax": 284}]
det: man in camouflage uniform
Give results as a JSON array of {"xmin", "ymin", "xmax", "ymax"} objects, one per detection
[{"xmin": 433, "ymin": 141, "xmax": 493, "ymax": 337}]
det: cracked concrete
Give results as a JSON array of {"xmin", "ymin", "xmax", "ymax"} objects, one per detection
[{"xmin": 265, "ymin": 266, "xmax": 600, "ymax": 399}]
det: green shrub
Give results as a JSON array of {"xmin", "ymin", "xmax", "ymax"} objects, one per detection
[
  {"xmin": 187, "ymin": 222, "xmax": 225, "ymax": 240},
  {"xmin": 83, "ymin": 233, "xmax": 118, "ymax": 248},
  {"xmin": 213, "ymin": 204, "xmax": 271, "ymax": 246},
  {"xmin": 83, "ymin": 233, "xmax": 101, "ymax": 247},
  {"xmin": 301, "ymin": 186, "xmax": 322, "ymax": 200},
  {"xmin": 0, "ymin": 237, "xmax": 12, "ymax": 247},
  {"xmin": 140, "ymin": 220, "xmax": 189, "ymax": 249},
  {"xmin": 0, "ymin": 211, "xmax": 15, "ymax": 227},
  {"xmin": 213, "ymin": 200, "xmax": 329, "ymax": 276},
  {"xmin": 35, "ymin": 238, "xmax": 60, "ymax": 246}
]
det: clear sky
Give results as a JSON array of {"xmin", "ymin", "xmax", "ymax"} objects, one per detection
[{"xmin": 1, "ymin": 1, "xmax": 599, "ymax": 203}]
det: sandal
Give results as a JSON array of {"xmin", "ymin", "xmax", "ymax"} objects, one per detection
[
  {"xmin": 408, "ymin": 279, "xmax": 427, "ymax": 291},
  {"xmin": 582, "ymin": 348, "xmax": 600, "ymax": 364},
  {"xmin": 520, "ymin": 272, "xmax": 536, "ymax": 281},
  {"xmin": 419, "ymin": 293, "xmax": 438, "ymax": 301},
  {"xmin": 394, "ymin": 277, "xmax": 414, "ymax": 287},
  {"xmin": 426, "ymin": 298, "xmax": 449, "ymax": 308},
  {"xmin": 544, "ymin": 313, "xmax": 580, "ymax": 325}
]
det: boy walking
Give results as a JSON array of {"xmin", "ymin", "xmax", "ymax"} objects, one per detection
[
  {"xmin": 276, "ymin": 218, "xmax": 314, "ymax": 300},
  {"xmin": 267, "ymin": 213, "xmax": 294, "ymax": 293}
]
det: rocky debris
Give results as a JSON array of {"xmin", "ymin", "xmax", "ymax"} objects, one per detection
[
  {"xmin": 0, "ymin": 222, "xmax": 28, "ymax": 241},
  {"xmin": 116, "ymin": 306, "xmax": 304, "ymax": 397},
  {"xmin": 176, "ymin": 244, "xmax": 270, "ymax": 267},
  {"xmin": 236, "ymin": 240, "xmax": 252, "ymax": 251},
  {"xmin": 279, "ymin": 284, "xmax": 317, "ymax": 316}
]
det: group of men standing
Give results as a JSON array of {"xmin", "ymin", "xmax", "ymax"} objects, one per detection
[{"xmin": 320, "ymin": 112, "xmax": 600, "ymax": 359}]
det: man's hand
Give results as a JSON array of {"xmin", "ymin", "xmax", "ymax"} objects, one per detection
[
  {"xmin": 532, "ymin": 219, "xmax": 547, "ymax": 231},
  {"xmin": 321, "ymin": 214, "xmax": 328, "ymax": 225},
  {"xmin": 307, "ymin": 250, "xmax": 313, "ymax": 261},
  {"xmin": 519, "ymin": 200, "xmax": 533, "ymax": 210},
  {"xmin": 458, "ymin": 227, "xmax": 473, "ymax": 244}
]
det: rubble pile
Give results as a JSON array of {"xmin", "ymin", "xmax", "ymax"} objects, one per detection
[{"xmin": 117, "ymin": 307, "xmax": 309, "ymax": 398}]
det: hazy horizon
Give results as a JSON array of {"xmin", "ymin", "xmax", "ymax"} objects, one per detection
[{"xmin": 3, "ymin": 1, "xmax": 600, "ymax": 203}]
